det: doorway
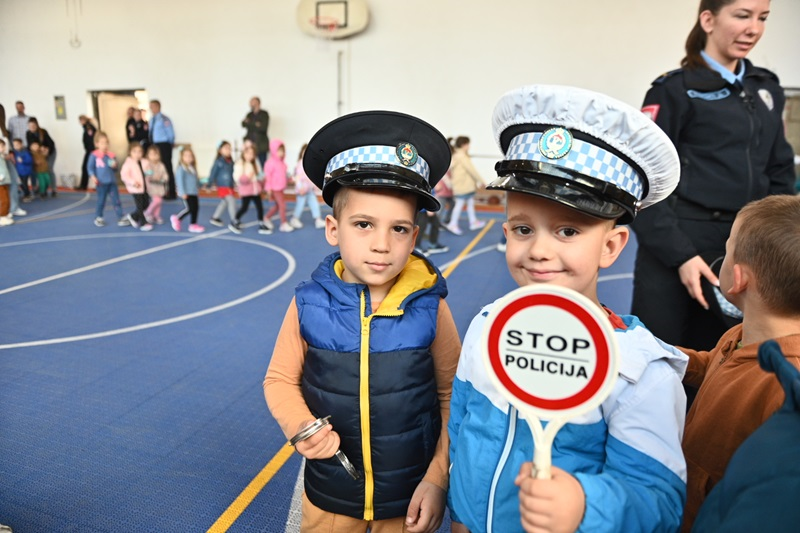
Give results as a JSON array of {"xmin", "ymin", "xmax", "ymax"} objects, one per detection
[{"xmin": 89, "ymin": 89, "xmax": 149, "ymax": 164}]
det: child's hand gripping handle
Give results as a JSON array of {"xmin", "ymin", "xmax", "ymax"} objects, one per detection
[{"xmin": 290, "ymin": 416, "xmax": 361, "ymax": 480}]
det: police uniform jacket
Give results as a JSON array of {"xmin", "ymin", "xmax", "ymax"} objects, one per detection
[
  {"xmin": 265, "ymin": 251, "xmax": 458, "ymax": 521},
  {"xmin": 632, "ymin": 60, "xmax": 796, "ymax": 269}
]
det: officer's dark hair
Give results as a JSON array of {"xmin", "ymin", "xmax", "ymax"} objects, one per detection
[
  {"xmin": 734, "ymin": 195, "xmax": 800, "ymax": 316},
  {"xmin": 682, "ymin": 0, "xmax": 739, "ymax": 69}
]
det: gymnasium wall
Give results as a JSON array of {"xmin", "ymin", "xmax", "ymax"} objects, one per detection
[{"xmin": 1, "ymin": 0, "xmax": 798, "ymax": 178}]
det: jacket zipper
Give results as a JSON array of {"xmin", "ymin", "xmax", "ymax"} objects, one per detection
[
  {"xmin": 358, "ymin": 290, "xmax": 404, "ymax": 521},
  {"xmin": 740, "ymin": 87, "xmax": 755, "ymax": 200},
  {"xmin": 486, "ymin": 405, "xmax": 517, "ymax": 533}
]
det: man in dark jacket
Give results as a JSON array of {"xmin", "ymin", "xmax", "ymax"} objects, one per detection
[{"xmin": 241, "ymin": 97, "xmax": 270, "ymax": 166}]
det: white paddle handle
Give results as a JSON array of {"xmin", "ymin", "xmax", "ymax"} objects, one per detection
[{"xmin": 523, "ymin": 410, "xmax": 568, "ymax": 479}]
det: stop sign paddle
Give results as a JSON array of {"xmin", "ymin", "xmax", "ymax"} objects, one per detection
[{"xmin": 481, "ymin": 284, "xmax": 619, "ymax": 479}]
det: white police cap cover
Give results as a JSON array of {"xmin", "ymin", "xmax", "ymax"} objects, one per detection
[{"xmin": 491, "ymin": 85, "xmax": 679, "ymax": 219}]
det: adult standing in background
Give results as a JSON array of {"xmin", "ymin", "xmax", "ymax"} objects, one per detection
[
  {"xmin": 148, "ymin": 100, "xmax": 176, "ymax": 199},
  {"xmin": 78, "ymin": 115, "xmax": 96, "ymax": 190},
  {"xmin": 125, "ymin": 106, "xmax": 136, "ymax": 145},
  {"xmin": 241, "ymin": 97, "xmax": 270, "ymax": 167},
  {"xmin": 631, "ymin": 0, "xmax": 796, "ymax": 352},
  {"xmin": 26, "ymin": 117, "xmax": 57, "ymax": 197},
  {"xmin": 7, "ymin": 101, "xmax": 29, "ymax": 146},
  {"xmin": 131, "ymin": 109, "xmax": 149, "ymax": 151},
  {"xmin": 0, "ymin": 103, "xmax": 8, "ymax": 142}
]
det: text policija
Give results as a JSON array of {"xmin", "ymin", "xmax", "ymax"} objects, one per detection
[{"xmin": 504, "ymin": 330, "xmax": 590, "ymax": 378}]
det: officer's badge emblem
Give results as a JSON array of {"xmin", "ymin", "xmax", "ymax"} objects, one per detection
[
  {"xmin": 758, "ymin": 89, "xmax": 774, "ymax": 111},
  {"xmin": 538, "ymin": 127, "xmax": 573, "ymax": 160},
  {"xmin": 396, "ymin": 142, "xmax": 418, "ymax": 166}
]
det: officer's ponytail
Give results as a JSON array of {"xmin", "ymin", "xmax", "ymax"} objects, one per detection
[{"xmin": 681, "ymin": 0, "xmax": 737, "ymax": 70}]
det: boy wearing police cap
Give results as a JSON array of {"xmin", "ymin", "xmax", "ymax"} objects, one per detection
[
  {"xmin": 447, "ymin": 85, "xmax": 689, "ymax": 533},
  {"xmin": 264, "ymin": 111, "xmax": 461, "ymax": 533}
]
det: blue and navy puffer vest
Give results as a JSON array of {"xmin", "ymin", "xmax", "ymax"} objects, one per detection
[{"xmin": 297, "ymin": 251, "xmax": 447, "ymax": 520}]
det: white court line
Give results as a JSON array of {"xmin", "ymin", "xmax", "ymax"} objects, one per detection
[
  {"xmin": 16, "ymin": 192, "xmax": 92, "ymax": 222},
  {"xmin": 0, "ymin": 227, "xmax": 231, "ymax": 296},
  {"xmin": 438, "ymin": 244, "xmax": 497, "ymax": 271},
  {"xmin": 0, "ymin": 233, "xmax": 295, "ymax": 350}
]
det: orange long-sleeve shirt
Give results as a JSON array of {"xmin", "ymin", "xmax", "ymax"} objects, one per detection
[{"xmin": 264, "ymin": 296, "xmax": 461, "ymax": 490}]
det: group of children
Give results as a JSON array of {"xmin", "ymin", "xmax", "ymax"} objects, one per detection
[
  {"xmin": 263, "ymin": 85, "xmax": 800, "ymax": 533},
  {"xmin": 206, "ymin": 138, "xmax": 326, "ymax": 235},
  {"xmin": 88, "ymin": 131, "xmax": 169, "ymax": 229},
  {"xmin": 87, "ymin": 130, "xmax": 327, "ymax": 236}
]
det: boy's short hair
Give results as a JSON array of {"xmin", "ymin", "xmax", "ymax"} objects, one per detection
[
  {"xmin": 12, "ymin": 138, "xmax": 23, "ymax": 145},
  {"xmin": 734, "ymin": 195, "xmax": 800, "ymax": 315},
  {"xmin": 331, "ymin": 186, "xmax": 419, "ymax": 219}
]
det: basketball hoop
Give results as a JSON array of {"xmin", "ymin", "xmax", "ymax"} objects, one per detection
[{"xmin": 309, "ymin": 16, "xmax": 340, "ymax": 40}]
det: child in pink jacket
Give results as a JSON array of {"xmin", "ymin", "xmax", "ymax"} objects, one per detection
[
  {"xmin": 263, "ymin": 138, "xmax": 293, "ymax": 232},
  {"xmin": 120, "ymin": 144, "xmax": 152, "ymax": 231},
  {"xmin": 230, "ymin": 144, "xmax": 271, "ymax": 235}
]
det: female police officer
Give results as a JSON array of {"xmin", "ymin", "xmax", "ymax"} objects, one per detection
[{"xmin": 631, "ymin": 0, "xmax": 795, "ymax": 351}]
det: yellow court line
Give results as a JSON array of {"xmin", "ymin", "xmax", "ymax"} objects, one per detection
[
  {"xmin": 208, "ymin": 219, "xmax": 496, "ymax": 532},
  {"xmin": 206, "ymin": 442, "xmax": 296, "ymax": 533},
  {"xmin": 442, "ymin": 219, "xmax": 495, "ymax": 279}
]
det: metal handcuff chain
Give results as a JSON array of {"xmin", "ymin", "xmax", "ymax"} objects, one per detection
[{"xmin": 289, "ymin": 416, "xmax": 361, "ymax": 480}]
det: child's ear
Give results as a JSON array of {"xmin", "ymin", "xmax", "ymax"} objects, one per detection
[
  {"xmin": 727, "ymin": 263, "xmax": 750, "ymax": 296},
  {"xmin": 325, "ymin": 214, "xmax": 339, "ymax": 247},
  {"xmin": 599, "ymin": 225, "xmax": 629, "ymax": 269}
]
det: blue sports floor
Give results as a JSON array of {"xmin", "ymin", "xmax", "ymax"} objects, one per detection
[{"xmin": 0, "ymin": 191, "xmax": 637, "ymax": 532}]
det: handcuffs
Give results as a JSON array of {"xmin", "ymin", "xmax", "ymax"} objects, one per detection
[{"xmin": 290, "ymin": 416, "xmax": 360, "ymax": 480}]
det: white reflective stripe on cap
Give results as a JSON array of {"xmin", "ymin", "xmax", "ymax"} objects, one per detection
[
  {"xmin": 325, "ymin": 145, "xmax": 430, "ymax": 182},
  {"xmin": 506, "ymin": 132, "xmax": 644, "ymax": 201}
]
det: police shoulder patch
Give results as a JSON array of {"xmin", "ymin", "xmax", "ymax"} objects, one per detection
[{"xmin": 652, "ymin": 68, "xmax": 682, "ymax": 85}]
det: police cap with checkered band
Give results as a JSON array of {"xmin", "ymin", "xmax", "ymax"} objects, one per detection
[
  {"xmin": 489, "ymin": 85, "xmax": 680, "ymax": 224},
  {"xmin": 303, "ymin": 111, "xmax": 451, "ymax": 212}
]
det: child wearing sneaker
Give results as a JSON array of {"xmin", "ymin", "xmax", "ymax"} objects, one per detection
[
  {"xmin": 87, "ymin": 132, "xmax": 128, "ymax": 227},
  {"xmin": 263, "ymin": 138, "xmax": 293, "ymax": 232},
  {"xmin": 289, "ymin": 143, "xmax": 325, "ymax": 230},
  {"xmin": 30, "ymin": 141, "xmax": 50, "ymax": 199},
  {"xmin": 172, "ymin": 147, "xmax": 204, "ymax": 233},
  {"xmin": 230, "ymin": 144, "xmax": 271, "ymax": 235},
  {"xmin": 445, "ymin": 136, "xmax": 486, "ymax": 235},
  {"xmin": 416, "ymin": 210, "xmax": 449, "ymax": 255},
  {"xmin": 264, "ymin": 110, "xmax": 460, "ymax": 532},
  {"xmin": 142, "ymin": 145, "xmax": 168, "ymax": 225},
  {"xmin": 0, "ymin": 140, "xmax": 12, "ymax": 226},
  {"xmin": 11, "ymin": 138, "xmax": 33, "ymax": 202},
  {"xmin": 120, "ymin": 144, "xmax": 153, "ymax": 231},
  {"xmin": 207, "ymin": 141, "xmax": 236, "ymax": 228}
]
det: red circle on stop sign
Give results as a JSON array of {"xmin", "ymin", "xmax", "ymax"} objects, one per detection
[{"xmin": 486, "ymin": 292, "xmax": 612, "ymax": 412}]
